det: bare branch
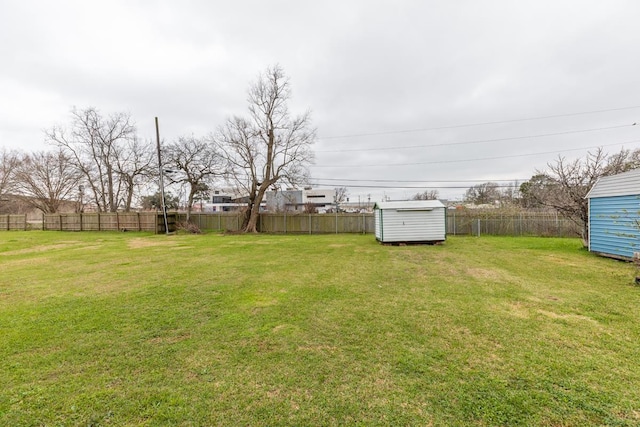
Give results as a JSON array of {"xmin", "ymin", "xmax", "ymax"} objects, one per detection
[{"xmin": 215, "ymin": 65, "xmax": 316, "ymax": 232}]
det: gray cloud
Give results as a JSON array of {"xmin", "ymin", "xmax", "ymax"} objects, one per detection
[{"xmin": 2, "ymin": 0, "xmax": 639, "ymax": 201}]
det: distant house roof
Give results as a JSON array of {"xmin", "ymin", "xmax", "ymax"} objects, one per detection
[
  {"xmin": 586, "ymin": 168, "xmax": 640, "ymax": 199},
  {"xmin": 374, "ymin": 200, "xmax": 445, "ymax": 210}
]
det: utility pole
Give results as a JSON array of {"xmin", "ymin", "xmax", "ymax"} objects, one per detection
[{"xmin": 155, "ymin": 117, "xmax": 169, "ymax": 235}]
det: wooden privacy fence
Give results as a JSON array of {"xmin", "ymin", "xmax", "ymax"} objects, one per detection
[
  {"xmin": 178, "ymin": 212, "xmax": 375, "ymax": 234},
  {"xmin": 261, "ymin": 213, "xmax": 373, "ymax": 234},
  {"xmin": 42, "ymin": 212, "xmax": 164, "ymax": 232},
  {"xmin": 2, "ymin": 210, "xmax": 581, "ymax": 237},
  {"xmin": 0, "ymin": 215, "xmax": 28, "ymax": 230}
]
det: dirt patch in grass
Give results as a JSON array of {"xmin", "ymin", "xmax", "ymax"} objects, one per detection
[
  {"xmin": 2, "ymin": 257, "xmax": 51, "ymax": 267},
  {"xmin": 1, "ymin": 242, "xmax": 82, "ymax": 256},
  {"xmin": 147, "ymin": 333, "xmax": 192, "ymax": 345},
  {"xmin": 542, "ymin": 255, "xmax": 580, "ymax": 267},
  {"xmin": 505, "ymin": 301, "xmax": 531, "ymax": 319},
  {"xmin": 73, "ymin": 244, "xmax": 103, "ymax": 251},
  {"xmin": 127, "ymin": 238, "xmax": 179, "ymax": 249},
  {"xmin": 466, "ymin": 267, "xmax": 504, "ymax": 281},
  {"xmin": 537, "ymin": 309, "xmax": 600, "ymax": 325}
]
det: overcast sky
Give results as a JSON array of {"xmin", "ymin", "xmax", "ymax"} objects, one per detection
[{"xmin": 2, "ymin": 0, "xmax": 639, "ymax": 202}]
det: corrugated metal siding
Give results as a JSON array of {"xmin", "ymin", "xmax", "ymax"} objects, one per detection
[
  {"xmin": 587, "ymin": 168, "xmax": 640, "ymax": 198},
  {"xmin": 374, "ymin": 208, "xmax": 445, "ymax": 242},
  {"xmin": 589, "ymin": 195, "xmax": 640, "ymax": 259},
  {"xmin": 374, "ymin": 209, "xmax": 382, "ymax": 240}
]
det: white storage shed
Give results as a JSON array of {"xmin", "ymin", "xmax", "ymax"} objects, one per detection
[{"xmin": 374, "ymin": 200, "xmax": 446, "ymax": 244}]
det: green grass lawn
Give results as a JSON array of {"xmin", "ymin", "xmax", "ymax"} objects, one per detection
[{"xmin": 1, "ymin": 232, "xmax": 639, "ymax": 426}]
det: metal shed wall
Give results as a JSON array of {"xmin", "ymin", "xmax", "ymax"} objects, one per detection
[
  {"xmin": 374, "ymin": 208, "xmax": 383, "ymax": 240},
  {"xmin": 589, "ymin": 195, "xmax": 640, "ymax": 259},
  {"xmin": 374, "ymin": 202, "xmax": 446, "ymax": 243},
  {"xmin": 586, "ymin": 168, "xmax": 640, "ymax": 199}
]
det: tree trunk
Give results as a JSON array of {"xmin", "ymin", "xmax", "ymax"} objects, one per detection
[
  {"xmin": 245, "ymin": 203, "xmax": 260, "ymax": 233},
  {"xmin": 107, "ymin": 165, "xmax": 116, "ymax": 212},
  {"xmin": 243, "ymin": 186, "xmax": 268, "ymax": 233},
  {"xmin": 185, "ymin": 189, "xmax": 195, "ymax": 224},
  {"xmin": 241, "ymin": 204, "xmax": 252, "ymax": 230}
]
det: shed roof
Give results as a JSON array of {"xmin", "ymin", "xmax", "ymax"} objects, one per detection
[
  {"xmin": 586, "ymin": 168, "xmax": 640, "ymax": 199},
  {"xmin": 374, "ymin": 200, "xmax": 445, "ymax": 210}
]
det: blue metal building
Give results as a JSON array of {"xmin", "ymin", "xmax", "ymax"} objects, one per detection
[{"xmin": 586, "ymin": 168, "xmax": 640, "ymax": 260}]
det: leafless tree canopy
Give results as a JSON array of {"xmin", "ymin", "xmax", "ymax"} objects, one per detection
[
  {"xmin": 12, "ymin": 150, "xmax": 81, "ymax": 213},
  {"xmin": 164, "ymin": 135, "xmax": 222, "ymax": 222},
  {"xmin": 46, "ymin": 107, "xmax": 138, "ymax": 212},
  {"xmin": 464, "ymin": 182, "xmax": 501, "ymax": 205},
  {"xmin": 216, "ymin": 65, "xmax": 315, "ymax": 232},
  {"xmin": 334, "ymin": 187, "xmax": 348, "ymax": 204},
  {"xmin": 0, "ymin": 148, "xmax": 20, "ymax": 199},
  {"xmin": 520, "ymin": 147, "xmax": 640, "ymax": 239},
  {"xmin": 412, "ymin": 189, "xmax": 439, "ymax": 200},
  {"xmin": 114, "ymin": 136, "xmax": 156, "ymax": 211}
]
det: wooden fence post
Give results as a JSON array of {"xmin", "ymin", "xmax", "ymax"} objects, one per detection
[{"xmin": 42, "ymin": 213, "xmax": 45, "ymax": 231}]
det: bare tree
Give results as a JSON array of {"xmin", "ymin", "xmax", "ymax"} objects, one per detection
[
  {"xmin": 520, "ymin": 148, "xmax": 640, "ymax": 240},
  {"xmin": 0, "ymin": 148, "xmax": 20, "ymax": 203},
  {"xmin": 602, "ymin": 147, "xmax": 640, "ymax": 174},
  {"xmin": 114, "ymin": 136, "xmax": 156, "ymax": 211},
  {"xmin": 464, "ymin": 182, "xmax": 501, "ymax": 205},
  {"xmin": 303, "ymin": 202, "xmax": 318, "ymax": 213},
  {"xmin": 498, "ymin": 181, "xmax": 522, "ymax": 205},
  {"xmin": 140, "ymin": 191, "xmax": 180, "ymax": 211},
  {"xmin": 12, "ymin": 150, "xmax": 81, "ymax": 213},
  {"xmin": 334, "ymin": 187, "xmax": 348, "ymax": 204},
  {"xmin": 46, "ymin": 107, "xmax": 137, "ymax": 212},
  {"xmin": 216, "ymin": 65, "xmax": 315, "ymax": 232},
  {"xmin": 164, "ymin": 135, "xmax": 222, "ymax": 223},
  {"xmin": 412, "ymin": 189, "xmax": 439, "ymax": 200}
]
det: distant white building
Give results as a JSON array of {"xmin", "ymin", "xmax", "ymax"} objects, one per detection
[
  {"xmin": 193, "ymin": 189, "xmax": 265, "ymax": 213},
  {"xmin": 266, "ymin": 188, "xmax": 336, "ymax": 212}
]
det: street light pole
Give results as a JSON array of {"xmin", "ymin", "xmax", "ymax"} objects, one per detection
[{"xmin": 155, "ymin": 117, "xmax": 169, "ymax": 235}]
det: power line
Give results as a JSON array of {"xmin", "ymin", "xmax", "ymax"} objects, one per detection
[
  {"xmin": 318, "ymin": 105, "xmax": 640, "ymax": 140},
  {"xmin": 310, "ymin": 177, "xmax": 528, "ymax": 183},
  {"xmin": 311, "ymin": 139, "xmax": 640, "ymax": 168},
  {"xmin": 309, "ymin": 182, "xmax": 521, "ymax": 189},
  {"xmin": 316, "ymin": 123, "xmax": 636, "ymax": 153}
]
